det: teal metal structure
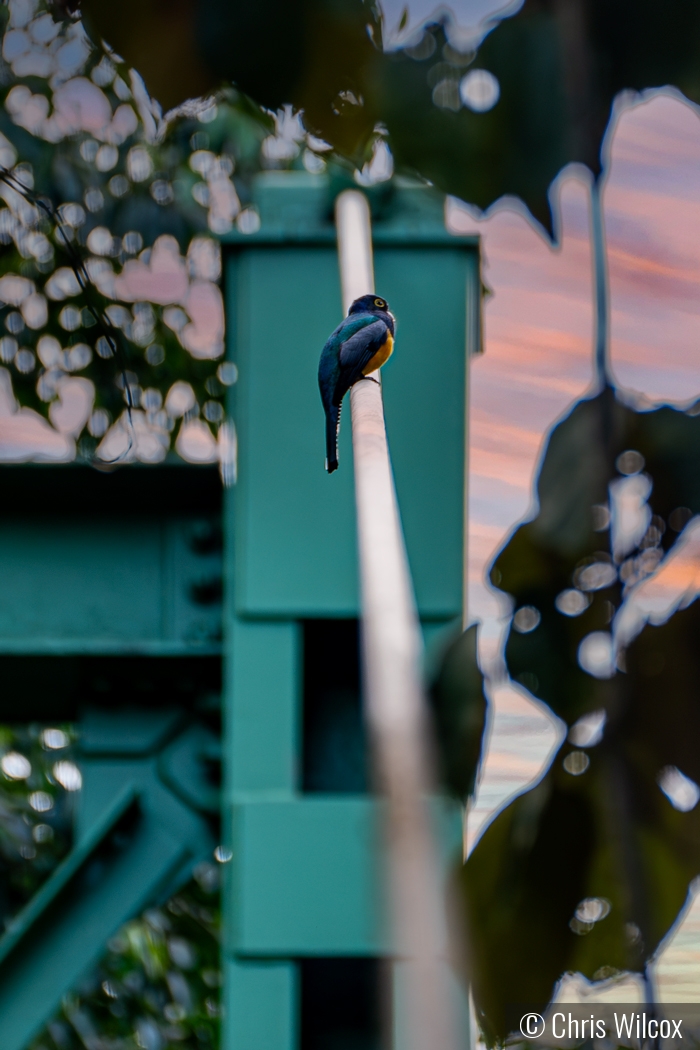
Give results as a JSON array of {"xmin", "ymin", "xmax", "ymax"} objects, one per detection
[
  {"xmin": 0, "ymin": 465, "xmax": 222, "ymax": 1050},
  {"xmin": 222, "ymin": 173, "xmax": 480, "ymax": 1049},
  {"xmin": 0, "ymin": 172, "xmax": 479, "ymax": 1050}
]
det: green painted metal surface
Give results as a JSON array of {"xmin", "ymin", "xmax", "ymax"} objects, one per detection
[
  {"xmin": 226, "ymin": 619, "xmax": 300, "ymax": 794},
  {"xmin": 0, "ymin": 465, "xmax": 222, "ymax": 655},
  {"xmin": 159, "ymin": 722, "xmax": 221, "ymax": 813},
  {"xmin": 228, "ymin": 797, "xmax": 462, "ymax": 956},
  {"xmin": 76, "ymin": 709, "xmax": 216, "ymax": 852},
  {"xmin": 377, "ymin": 246, "xmax": 475, "ymax": 616},
  {"xmin": 230, "ymin": 246, "xmax": 355, "ymax": 616},
  {"xmin": 226, "ymin": 958, "xmax": 298, "ymax": 1050},
  {"xmin": 224, "ymin": 171, "xmax": 475, "ymax": 248},
  {"xmin": 0, "ymin": 706, "xmax": 217, "ymax": 1050},
  {"xmin": 0, "ymin": 465, "xmax": 222, "ymax": 1050},
  {"xmin": 230, "ymin": 797, "xmax": 384, "ymax": 955},
  {"xmin": 0, "ymin": 516, "xmax": 221, "ymax": 654},
  {"xmin": 80, "ymin": 707, "xmax": 184, "ymax": 756},
  {"xmin": 0, "ymin": 788, "xmax": 187, "ymax": 1050},
  {"xmin": 0, "ymin": 787, "xmax": 140, "ymax": 967},
  {"xmin": 222, "ymin": 173, "xmax": 479, "ymax": 1050},
  {"xmin": 226, "ymin": 177, "xmax": 478, "ymax": 620}
]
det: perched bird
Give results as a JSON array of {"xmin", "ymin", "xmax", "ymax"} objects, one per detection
[{"xmin": 318, "ymin": 293, "xmax": 395, "ymax": 472}]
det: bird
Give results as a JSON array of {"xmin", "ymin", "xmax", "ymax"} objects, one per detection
[{"xmin": 318, "ymin": 293, "xmax": 395, "ymax": 473}]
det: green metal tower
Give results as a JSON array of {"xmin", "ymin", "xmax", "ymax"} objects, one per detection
[
  {"xmin": 0, "ymin": 171, "xmax": 479, "ymax": 1050},
  {"xmin": 222, "ymin": 173, "xmax": 479, "ymax": 1049}
]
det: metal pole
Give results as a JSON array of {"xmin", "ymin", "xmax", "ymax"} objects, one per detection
[{"xmin": 335, "ymin": 189, "xmax": 461, "ymax": 1050}]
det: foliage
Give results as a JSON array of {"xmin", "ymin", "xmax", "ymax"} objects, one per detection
[
  {"xmin": 5, "ymin": 0, "xmax": 700, "ymax": 453},
  {"xmin": 81, "ymin": 0, "xmax": 700, "ymax": 232},
  {"xmin": 429, "ymin": 624, "xmax": 487, "ymax": 802},
  {"xmin": 459, "ymin": 387, "xmax": 700, "ymax": 1043},
  {"xmin": 0, "ymin": 0, "xmax": 328, "ymax": 463},
  {"xmin": 28, "ymin": 865, "xmax": 222, "ymax": 1050},
  {"xmin": 0, "ymin": 722, "xmax": 75, "ymax": 922}
]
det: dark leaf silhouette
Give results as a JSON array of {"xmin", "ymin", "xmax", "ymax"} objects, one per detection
[
  {"xmin": 463, "ymin": 723, "xmax": 700, "ymax": 1044},
  {"xmin": 81, "ymin": 0, "xmax": 700, "ymax": 230},
  {"xmin": 429, "ymin": 625, "xmax": 487, "ymax": 801},
  {"xmin": 462, "ymin": 388, "xmax": 700, "ymax": 1041},
  {"xmin": 495, "ymin": 387, "xmax": 700, "ymax": 723}
]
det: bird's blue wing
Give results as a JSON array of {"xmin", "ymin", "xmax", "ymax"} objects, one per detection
[
  {"xmin": 318, "ymin": 315, "xmax": 371, "ymax": 394},
  {"xmin": 335, "ymin": 319, "xmax": 388, "ymax": 400}
]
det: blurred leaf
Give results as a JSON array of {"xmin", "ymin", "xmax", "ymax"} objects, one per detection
[
  {"xmin": 495, "ymin": 387, "xmax": 700, "ymax": 723},
  {"xmin": 80, "ymin": 1, "xmax": 566, "ymax": 226},
  {"xmin": 0, "ymin": 2, "xmax": 289, "ymax": 458},
  {"xmin": 429, "ymin": 624, "xmax": 487, "ymax": 801},
  {"xmin": 80, "ymin": 0, "xmax": 215, "ymax": 110},
  {"xmin": 81, "ymin": 0, "xmax": 700, "ymax": 230},
  {"xmin": 461, "ymin": 389, "xmax": 700, "ymax": 1040},
  {"xmin": 82, "ymin": 0, "xmax": 380, "ymax": 157},
  {"xmin": 0, "ymin": 723, "xmax": 75, "ymax": 925},
  {"xmin": 463, "ymin": 729, "xmax": 700, "ymax": 1044},
  {"xmin": 29, "ymin": 866, "xmax": 223, "ymax": 1050}
]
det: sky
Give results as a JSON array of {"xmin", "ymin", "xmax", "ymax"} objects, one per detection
[
  {"xmin": 447, "ymin": 88, "xmax": 700, "ymax": 998},
  {"xmin": 447, "ymin": 89, "xmax": 700, "ymax": 658}
]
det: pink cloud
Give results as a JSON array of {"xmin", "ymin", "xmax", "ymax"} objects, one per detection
[
  {"xmin": 450, "ymin": 176, "xmax": 595, "ymax": 626},
  {"xmin": 606, "ymin": 92, "xmax": 700, "ymax": 402}
]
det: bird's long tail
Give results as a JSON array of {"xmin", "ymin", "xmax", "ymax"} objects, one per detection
[{"xmin": 325, "ymin": 403, "xmax": 340, "ymax": 473}]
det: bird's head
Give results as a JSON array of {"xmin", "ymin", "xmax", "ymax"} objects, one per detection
[{"xmin": 348, "ymin": 294, "xmax": 393, "ymax": 319}]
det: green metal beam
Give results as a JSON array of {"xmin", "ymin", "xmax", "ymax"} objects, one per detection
[
  {"xmin": 228, "ymin": 797, "xmax": 462, "ymax": 957},
  {"xmin": 0, "ymin": 464, "xmax": 223, "ymax": 657},
  {"xmin": 0, "ymin": 464, "xmax": 223, "ymax": 1050},
  {"xmin": 0, "ymin": 789, "xmax": 186, "ymax": 1050},
  {"xmin": 225, "ymin": 958, "xmax": 298, "ymax": 1050},
  {"xmin": 0, "ymin": 709, "xmax": 218, "ymax": 1050}
]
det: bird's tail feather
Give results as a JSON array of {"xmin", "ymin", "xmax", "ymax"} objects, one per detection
[{"xmin": 325, "ymin": 404, "xmax": 340, "ymax": 473}]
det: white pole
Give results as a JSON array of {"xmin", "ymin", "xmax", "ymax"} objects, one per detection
[{"xmin": 336, "ymin": 189, "xmax": 461, "ymax": 1050}]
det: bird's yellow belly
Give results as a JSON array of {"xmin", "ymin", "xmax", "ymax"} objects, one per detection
[{"xmin": 362, "ymin": 333, "xmax": 394, "ymax": 375}]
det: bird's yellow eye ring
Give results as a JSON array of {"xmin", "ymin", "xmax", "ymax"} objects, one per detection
[{"xmin": 374, "ymin": 298, "xmax": 385, "ymax": 308}]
